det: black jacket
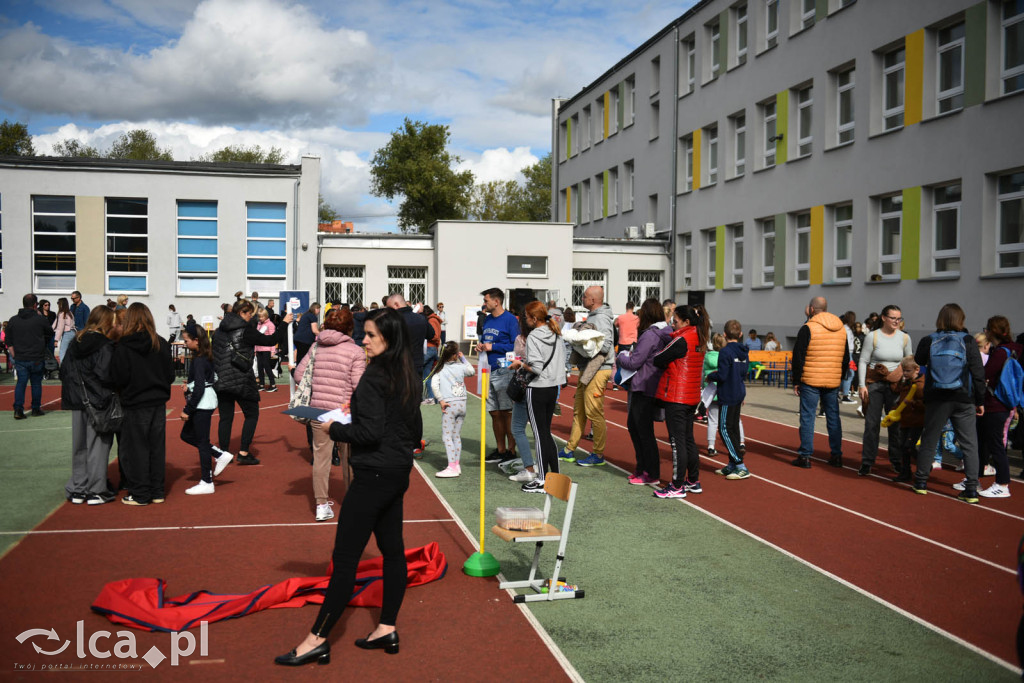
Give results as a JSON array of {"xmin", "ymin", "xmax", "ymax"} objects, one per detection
[
  {"xmin": 396, "ymin": 306, "xmax": 430, "ymax": 374},
  {"xmin": 111, "ymin": 332, "xmax": 174, "ymax": 409},
  {"xmin": 914, "ymin": 332, "xmax": 986, "ymax": 406},
  {"xmin": 212, "ymin": 313, "xmax": 285, "ymax": 400},
  {"xmin": 60, "ymin": 332, "xmax": 116, "ymax": 411},
  {"xmin": 352, "ymin": 311, "xmax": 367, "ymax": 347},
  {"xmin": 6, "ymin": 309, "xmax": 51, "ymax": 361},
  {"xmin": 184, "ymin": 355, "xmax": 216, "ymax": 415},
  {"xmin": 328, "ymin": 362, "xmax": 422, "ymax": 472}
]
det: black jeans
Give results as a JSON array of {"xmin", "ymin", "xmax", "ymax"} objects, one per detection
[
  {"xmin": 295, "ymin": 342, "xmax": 312, "ymax": 366},
  {"xmin": 181, "ymin": 409, "xmax": 215, "ymax": 483},
  {"xmin": 218, "ymin": 393, "xmax": 260, "ymax": 454},
  {"xmin": 626, "ymin": 391, "xmax": 660, "ymax": 479},
  {"xmin": 525, "ymin": 385, "xmax": 559, "ymax": 476},
  {"xmin": 256, "ymin": 351, "xmax": 276, "ymax": 388},
  {"xmin": 120, "ymin": 405, "xmax": 167, "ymax": 503},
  {"xmin": 664, "ymin": 402, "xmax": 698, "ymax": 485},
  {"xmin": 312, "ymin": 467, "xmax": 410, "ymax": 636}
]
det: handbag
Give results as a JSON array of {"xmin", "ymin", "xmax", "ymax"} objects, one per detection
[
  {"xmin": 288, "ymin": 342, "xmax": 318, "ymax": 423},
  {"xmin": 229, "ymin": 339, "xmax": 254, "ymax": 372},
  {"xmin": 73, "ymin": 361, "xmax": 123, "ymax": 434},
  {"xmin": 506, "ymin": 340, "xmax": 558, "ymax": 402}
]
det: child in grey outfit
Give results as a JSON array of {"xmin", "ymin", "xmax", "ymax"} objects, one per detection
[{"xmin": 429, "ymin": 342, "xmax": 476, "ymax": 478}]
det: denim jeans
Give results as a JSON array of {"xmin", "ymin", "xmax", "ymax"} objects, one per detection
[
  {"xmin": 13, "ymin": 359, "xmax": 44, "ymax": 412},
  {"xmin": 422, "ymin": 346, "xmax": 439, "ymax": 399},
  {"xmin": 510, "ymin": 399, "xmax": 534, "ymax": 468},
  {"xmin": 839, "ymin": 368, "xmax": 853, "ymax": 397},
  {"xmin": 798, "ymin": 385, "xmax": 843, "ymax": 458}
]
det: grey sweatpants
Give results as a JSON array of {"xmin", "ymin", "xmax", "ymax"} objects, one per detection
[
  {"xmin": 916, "ymin": 400, "xmax": 980, "ymax": 491},
  {"xmin": 65, "ymin": 410, "xmax": 114, "ymax": 498}
]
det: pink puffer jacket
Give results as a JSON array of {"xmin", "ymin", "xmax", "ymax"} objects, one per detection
[{"xmin": 294, "ymin": 329, "xmax": 365, "ymax": 410}]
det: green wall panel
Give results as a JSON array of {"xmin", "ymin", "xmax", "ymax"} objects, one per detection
[{"xmin": 901, "ymin": 186, "xmax": 922, "ymax": 281}]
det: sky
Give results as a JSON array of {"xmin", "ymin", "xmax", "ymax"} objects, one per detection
[{"xmin": 0, "ymin": 0, "xmax": 696, "ymax": 232}]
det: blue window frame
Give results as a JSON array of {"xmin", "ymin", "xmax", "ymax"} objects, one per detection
[
  {"xmin": 246, "ymin": 202, "xmax": 286, "ymax": 278},
  {"xmin": 177, "ymin": 201, "xmax": 218, "ymax": 295}
]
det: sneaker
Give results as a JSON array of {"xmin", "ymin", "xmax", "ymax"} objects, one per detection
[
  {"xmin": 706, "ymin": 447, "xmax": 717, "ymax": 457},
  {"xmin": 121, "ymin": 495, "xmax": 148, "ymax": 506},
  {"xmin": 435, "ymin": 465, "xmax": 461, "ymax": 478},
  {"xmin": 714, "ymin": 465, "xmax": 734, "ymax": 476},
  {"xmin": 420, "ymin": 398, "xmax": 435, "ymax": 405},
  {"xmin": 185, "ymin": 481, "xmax": 215, "ymax": 495},
  {"xmin": 151, "ymin": 497, "xmax": 165, "ymax": 504},
  {"xmin": 653, "ymin": 483, "xmax": 687, "ymax": 499},
  {"xmin": 13, "ymin": 409, "xmax": 26, "ymax": 420},
  {"xmin": 553, "ymin": 404, "xmax": 562, "ymax": 417},
  {"xmin": 957, "ymin": 489, "xmax": 980, "ymax": 504},
  {"xmin": 413, "ymin": 439, "xmax": 429, "ymax": 456},
  {"xmin": 558, "ymin": 448, "xmax": 576, "ymax": 463},
  {"xmin": 982, "ymin": 464, "xmax": 996, "ymax": 477},
  {"xmin": 497, "ymin": 456, "xmax": 521, "ymax": 473},
  {"xmin": 641, "ymin": 473, "xmax": 660, "ymax": 485},
  {"xmin": 69, "ymin": 492, "xmax": 86, "ymax": 505},
  {"xmin": 213, "ymin": 451, "xmax": 234, "ymax": 477},
  {"xmin": 509, "ymin": 470, "xmax": 535, "ymax": 483},
  {"xmin": 792, "ymin": 457, "xmax": 812, "ymax": 469},
  {"xmin": 86, "ymin": 493, "xmax": 113, "ymax": 505},
  {"xmin": 817, "ymin": 411, "xmax": 825, "ymax": 419},
  {"xmin": 684, "ymin": 480, "xmax": 703, "ymax": 494},
  {"xmin": 726, "ymin": 468, "xmax": 751, "ymax": 480},
  {"xmin": 952, "ymin": 477, "xmax": 968, "ymax": 491},
  {"xmin": 31, "ymin": 408, "xmax": 46, "ymax": 417},
  {"xmin": 264, "ymin": 386, "xmax": 278, "ymax": 393},
  {"xmin": 583, "ymin": 431, "xmax": 594, "ymax": 441},
  {"xmin": 841, "ymin": 396, "xmax": 858, "ymax": 404},
  {"xmin": 954, "ymin": 461, "xmax": 965, "ymax": 472},
  {"xmin": 236, "ymin": 454, "xmax": 260, "ymax": 466},
  {"xmin": 521, "ymin": 479, "xmax": 546, "ymax": 493},
  {"xmin": 857, "ymin": 464, "xmax": 871, "ymax": 476},
  {"xmin": 315, "ymin": 502, "xmax": 335, "ymax": 521},
  {"xmin": 979, "ymin": 483, "xmax": 1010, "ymax": 499},
  {"xmin": 627, "ymin": 473, "xmax": 647, "ymax": 485},
  {"xmin": 856, "ymin": 405, "xmax": 865, "ymax": 418},
  {"xmin": 828, "ymin": 455, "xmax": 843, "ymax": 468},
  {"xmin": 575, "ymin": 453, "xmax": 606, "ymax": 467},
  {"xmin": 933, "ymin": 460, "xmax": 943, "ymax": 472},
  {"xmin": 912, "ymin": 482, "xmax": 928, "ymax": 495},
  {"xmin": 484, "ymin": 449, "xmax": 507, "ymax": 463}
]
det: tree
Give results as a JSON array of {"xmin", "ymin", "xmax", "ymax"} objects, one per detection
[
  {"xmin": 369, "ymin": 119, "xmax": 474, "ymax": 233},
  {"xmin": 468, "ymin": 180, "xmax": 529, "ymax": 221},
  {"xmin": 51, "ymin": 139, "xmax": 101, "ymax": 157},
  {"xmin": 199, "ymin": 144, "xmax": 285, "ymax": 164},
  {"xmin": 0, "ymin": 120, "xmax": 35, "ymax": 156},
  {"xmin": 107, "ymin": 129, "xmax": 173, "ymax": 161},
  {"xmin": 318, "ymin": 194, "xmax": 339, "ymax": 223},
  {"xmin": 520, "ymin": 152, "xmax": 552, "ymax": 221}
]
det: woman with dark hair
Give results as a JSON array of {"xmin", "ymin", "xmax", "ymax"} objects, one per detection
[
  {"xmin": 616, "ymin": 298, "xmax": 673, "ymax": 486},
  {"xmin": 294, "ymin": 307, "xmax": 365, "ymax": 521},
  {"xmin": 857, "ymin": 304, "xmax": 913, "ymax": 476},
  {"xmin": 276, "ymin": 308, "xmax": 422, "ymax": 665},
  {"xmin": 652, "ymin": 304, "xmax": 711, "ymax": 498},
  {"xmin": 39, "ymin": 299, "xmax": 58, "ymax": 379},
  {"xmin": 212, "ymin": 299, "xmax": 293, "ymax": 466},
  {"xmin": 111, "ymin": 303, "xmax": 175, "ymax": 506},
  {"xmin": 179, "ymin": 329, "xmax": 229, "ymax": 495},
  {"xmin": 54, "ymin": 297, "xmax": 75, "ymax": 364},
  {"xmin": 912, "ymin": 303, "xmax": 986, "ymax": 501},
  {"xmin": 974, "ymin": 315, "xmax": 1021, "ymax": 498}
]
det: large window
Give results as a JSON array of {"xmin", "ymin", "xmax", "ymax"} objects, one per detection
[
  {"xmin": 572, "ymin": 269, "xmax": 607, "ymax": 307},
  {"xmin": 937, "ymin": 22, "xmax": 965, "ymax": 114},
  {"xmin": 324, "ymin": 265, "xmax": 365, "ymax": 305},
  {"xmin": 729, "ymin": 223, "xmax": 744, "ymax": 287},
  {"xmin": 932, "ymin": 184, "xmax": 961, "ymax": 275},
  {"xmin": 246, "ymin": 202, "xmax": 287, "ymax": 291},
  {"xmin": 387, "ymin": 266, "xmax": 427, "ymax": 303},
  {"xmin": 177, "ymin": 201, "xmax": 218, "ymax": 295},
  {"xmin": 733, "ymin": 112, "xmax": 746, "ymax": 177},
  {"xmin": 796, "ymin": 85, "xmax": 813, "ymax": 157},
  {"xmin": 705, "ymin": 229, "xmax": 717, "ymax": 289},
  {"xmin": 760, "ymin": 218, "xmax": 775, "ymax": 285},
  {"xmin": 762, "ymin": 99, "xmax": 777, "ymax": 168},
  {"xmin": 735, "ymin": 4, "xmax": 748, "ymax": 65},
  {"xmin": 879, "ymin": 194, "xmax": 902, "ymax": 278},
  {"xmin": 836, "ymin": 67, "xmax": 855, "ymax": 144},
  {"xmin": 627, "ymin": 270, "xmax": 662, "ymax": 305},
  {"xmin": 997, "ymin": 171, "xmax": 1024, "ymax": 272},
  {"xmin": 681, "ymin": 234, "xmax": 693, "ymax": 288},
  {"xmin": 705, "ymin": 125, "xmax": 719, "ymax": 185},
  {"xmin": 32, "ymin": 195, "xmax": 76, "ymax": 292},
  {"xmin": 508, "ymin": 255, "xmax": 548, "ymax": 278},
  {"xmin": 106, "ymin": 198, "xmax": 147, "ymax": 293},
  {"xmin": 794, "ymin": 211, "xmax": 811, "ymax": 284},
  {"xmin": 834, "ymin": 204, "xmax": 853, "ymax": 282},
  {"xmin": 765, "ymin": 0, "xmax": 779, "ymax": 49},
  {"xmin": 1003, "ymin": 0, "xmax": 1024, "ymax": 94},
  {"xmin": 883, "ymin": 47, "xmax": 905, "ymax": 131}
]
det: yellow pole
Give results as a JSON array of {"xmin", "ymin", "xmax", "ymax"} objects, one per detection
[{"xmin": 478, "ymin": 369, "xmax": 489, "ymax": 552}]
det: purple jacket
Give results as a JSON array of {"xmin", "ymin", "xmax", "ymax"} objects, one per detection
[{"xmin": 616, "ymin": 324, "xmax": 672, "ymax": 397}]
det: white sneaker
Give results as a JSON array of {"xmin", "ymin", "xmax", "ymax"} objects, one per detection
[
  {"xmin": 955, "ymin": 461, "xmax": 965, "ymax": 472},
  {"xmin": 213, "ymin": 451, "xmax": 234, "ymax": 476},
  {"xmin": 982, "ymin": 464, "xmax": 997, "ymax": 477},
  {"xmin": 435, "ymin": 465, "xmax": 461, "ymax": 478},
  {"xmin": 952, "ymin": 477, "xmax": 967, "ymax": 491},
  {"xmin": 185, "ymin": 481, "xmax": 215, "ymax": 495},
  {"xmin": 315, "ymin": 502, "xmax": 335, "ymax": 521},
  {"xmin": 509, "ymin": 470, "xmax": 535, "ymax": 482},
  {"xmin": 980, "ymin": 483, "xmax": 1010, "ymax": 498}
]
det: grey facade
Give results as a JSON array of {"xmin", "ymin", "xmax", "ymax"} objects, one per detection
[{"xmin": 553, "ymin": 0, "xmax": 1024, "ymax": 343}]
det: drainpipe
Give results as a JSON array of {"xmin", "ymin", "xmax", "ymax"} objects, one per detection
[
  {"xmin": 669, "ymin": 26, "xmax": 680, "ymax": 300},
  {"xmin": 292, "ymin": 177, "xmax": 300, "ymax": 291}
]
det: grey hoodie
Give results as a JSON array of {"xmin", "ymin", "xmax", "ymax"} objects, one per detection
[
  {"xmin": 525, "ymin": 326, "xmax": 567, "ymax": 388},
  {"xmin": 585, "ymin": 303, "xmax": 615, "ymax": 369}
]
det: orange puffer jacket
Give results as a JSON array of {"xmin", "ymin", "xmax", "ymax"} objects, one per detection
[
  {"xmin": 802, "ymin": 312, "xmax": 846, "ymax": 388},
  {"xmin": 655, "ymin": 325, "xmax": 704, "ymax": 405}
]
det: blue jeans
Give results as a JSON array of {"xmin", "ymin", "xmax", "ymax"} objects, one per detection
[
  {"xmin": 14, "ymin": 359, "xmax": 44, "ymax": 412},
  {"xmin": 798, "ymin": 385, "xmax": 843, "ymax": 458},
  {"xmin": 421, "ymin": 346, "xmax": 439, "ymax": 400},
  {"xmin": 839, "ymin": 368, "xmax": 853, "ymax": 397},
  {"xmin": 511, "ymin": 399, "xmax": 534, "ymax": 468}
]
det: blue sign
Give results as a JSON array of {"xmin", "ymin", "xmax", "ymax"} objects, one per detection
[{"xmin": 278, "ymin": 290, "xmax": 310, "ymax": 315}]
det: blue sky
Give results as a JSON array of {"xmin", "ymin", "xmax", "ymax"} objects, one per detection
[{"xmin": 0, "ymin": 0, "xmax": 695, "ymax": 231}]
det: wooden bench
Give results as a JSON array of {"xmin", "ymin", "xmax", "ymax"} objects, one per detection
[{"xmin": 747, "ymin": 350, "xmax": 793, "ymax": 388}]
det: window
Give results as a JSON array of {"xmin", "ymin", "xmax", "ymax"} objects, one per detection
[
  {"xmin": 581, "ymin": 179, "xmax": 591, "ymax": 223},
  {"xmin": 623, "ymin": 161, "xmax": 634, "ymax": 211},
  {"xmin": 834, "ymin": 204, "xmax": 853, "ymax": 282},
  {"xmin": 766, "ymin": 0, "xmax": 779, "ymax": 49},
  {"xmin": 710, "ymin": 21, "xmax": 721, "ymax": 79},
  {"xmin": 801, "ymin": 0, "xmax": 816, "ymax": 30},
  {"xmin": 650, "ymin": 57, "xmax": 660, "ymax": 95},
  {"xmin": 706, "ymin": 229, "xmax": 717, "ymax": 288},
  {"xmin": 883, "ymin": 47, "xmax": 905, "ymax": 130},
  {"xmin": 997, "ymin": 171, "xmax": 1024, "ymax": 272},
  {"xmin": 508, "ymin": 256, "xmax": 548, "ymax": 278},
  {"xmin": 933, "ymin": 183, "xmax": 961, "ymax": 275},
  {"xmin": 572, "ymin": 269, "xmax": 607, "ymax": 307},
  {"xmin": 648, "ymin": 194, "xmax": 658, "ymax": 227},
  {"xmin": 879, "ymin": 194, "xmax": 902, "ymax": 278},
  {"xmin": 581, "ymin": 106, "xmax": 591, "ymax": 151},
  {"xmin": 594, "ymin": 95, "xmax": 605, "ymax": 142},
  {"xmin": 760, "ymin": 218, "xmax": 776, "ymax": 285},
  {"xmin": 387, "ymin": 266, "xmax": 427, "ymax": 303},
  {"xmin": 762, "ymin": 98, "xmax": 777, "ymax": 168},
  {"xmin": 937, "ymin": 22, "xmax": 965, "ymax": 114},
  {"xmin": 681, "ymin": 233, "xmax": 693, "ymax": 288},
  {"xmin": 729, "ymin": 223, "xmax": 744, "ymax": 286},
  {"xmin": 106, "ymin": 198, "xmax": 148, "ymax": 293},
  {"xmin": 650, "ymin": 101, "xmax": 660, "ymax": 140},
  {"xmin": 609, "ymin": 87, "xmax": 620, "ymax": 136},
  {"xmin": 594, "ymin": 173, "xmax": 604, "ymax": 218},
  {"xmin": 836, "ymin": 67, "xmax": 855, "ymax": 144},
  {"xmin": 559, "ymin": 121, "xmax": 568, "ymax": 162},
  {"xmin": 324, "ymin": 265, "xmax": 365, "ymax": 305},
  {"xmin": 796, "ymin": 85, "xmax": 813, "ymax": 157},
  {"xmin": 794, "ymin": 211, "xmax": 811, "ymax": 284},
  {"xmin": 246, "ymin": 202, "xmax": 287, "ymax": 290},
  {"xmin": 680, "ymin": 135, "xmax": 694, "ymax": 192},
  {"xmin": 1003, "ymin": 0, "xmax": 1024, "ymax": 94},
  {"xmin": 705, "ymin": 125, "xmax": 719, "ymax": 185},
  {"xmin": 177, "ymin": 201, "xmax": 218, "ymax": 295},
  {"xmin": 570, "ymin": 114, "xmax": 579, "ymax": 156},
  {"xmin": 627, "ymin": 270, "xmax": 662, "ymax": 305},
  {"xmin": 624, "ymin": 76, "xmax": 636, "ymax": 127},
  {"xmin": 736, "ymin": 4, "xmax": 748, "ymax": 65},
  {"xmin": 32, "ymin": 195, "xmax": 76, "ymax": 292},
  {"xmin": 608, "ymin": 167, "xmax": 619, "ymax": 215},
  {"xmin": 681, "ymin": 34, "xmax": 696, "ymax": 93},
  {"xmin": 733, "ymin": 113, "xmax": 746, "ymax": 176}
]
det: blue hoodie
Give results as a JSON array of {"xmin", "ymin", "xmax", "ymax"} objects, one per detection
[{"xmin": 706, "ymin": 340, "xmax": 748, "ymax": 406}]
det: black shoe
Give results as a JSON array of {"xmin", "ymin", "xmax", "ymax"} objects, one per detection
[
  {"xmin": 583, "ymin": 431, "xmax": 594, "ymax": 441},
  {"xmin": 13, "ymin": 409, "xmax": 26, "ymax": 420},
  {"xmin": 354, "ymin": 631, "xmax": 399, "ymax": 654},
  {"xmin": 828, "ymin": 455, "xmax": 843, "ymax": 468},
  {"xmin": 274, "ymin": 641, "xmax": 330, "ymax": 666},
  {"xmin": 237, "ymin": 454, "xmax": 261, "ymax": 466},
  {"xmin": 792, "ymin": 457, "xmax": 811, "ymax": 469},
  {"xmin": 265, "ymin": 386, "xmax": 278, "ymax": 393},
  {"xmin": 857, "ymin": 464, "xmax": 871, "ymax": 476},
  {"xmin": 912, "ymin": 481, "xmax": 928, "ymax": 495},
  {"xmin": 484, "ymin": 450, "xmax": 506, "ymax": 464},
  {"xmin": 31, "ymin": 408, "xmax": 46, "ymax": 417},
  {"xmin": 497, "ymin": 454, "xmax": 518, "ymax": 468},
  {"xmin": 892, "ymin": 470, "xmax": 912, "ymax": 483}
]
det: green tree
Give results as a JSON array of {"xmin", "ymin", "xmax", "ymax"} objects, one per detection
[
  {"xmin": 107, "ymin": 129, "xmax": 173, "ymax": 161},
  {"xmin": 51, "ymin": 139, "xmax": 101, "ymax": 157},
  {"xmin": 0, "ymin": 120, "xmax": 35, "ymax": 156},
  {"xmin": 199, "ymin": 144, "xmax": 285, "ymax": 164},
  {"xmin": 468, "ymin": 179, "xmax": 529, "ymax": 221},
  {"xmin": 520, "ymin": 152, "xmax": 552, "ymax": 221},
  {"xmin": 318, "ymin": 194, "xmax": 339, "ymax": 223},
  {"xmin": 369, "ymin": 118, "xmax": 474, "ymax": 234}
]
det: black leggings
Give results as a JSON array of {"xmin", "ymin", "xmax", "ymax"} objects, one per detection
[
  {"xmin": 256, "ymin": 351, "xmax": 276, "ymax": 387},
  {"xmin": 217, "ymin": 393, "xmax": 260, "ymax": 454},
  {"xmin": 120, "ymin": 405, "xmax": 168, "ymax": 503},
  {"xmin": 626, "ymin": 391, "xmax": 660, "ymax": 479},
  {"xmin": 312, "ymin": 468, "xmax": 410, "ymax": 636},
  {"xmin": 180, "ymin": 409, "xmax": 215, "ymax": 483},
  {"xmin": 664, "ymin": 402, "xmax": 698, "ymax": 485},
  {"xmin": 526, "ymin": 385, "xmax": 559, "ymax": 476}
]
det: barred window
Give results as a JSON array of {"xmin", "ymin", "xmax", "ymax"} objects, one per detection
[
  {"xmin": 572, "ymin": 269, "xmax": 607, "ymax": 307},
  {"xmin": 324, "ymin": 265, "xmax": 365, "ymax": 305},
  {"xmin": 626, "ymin": 270, "xmax": 662, "ymax": 305},
  {"xmin": 387, "ymin": 266, "xmax": 427, "ymax": 303}
]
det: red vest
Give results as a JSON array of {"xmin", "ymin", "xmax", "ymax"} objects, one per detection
[{"xmin": 656, "ymin": 325, "xmax": 704, "ymax": 405}]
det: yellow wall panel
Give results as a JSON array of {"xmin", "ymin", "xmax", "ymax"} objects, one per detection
[{"xmin": 905, "ymin": 29, "xmax": 924, "ymax": 126}]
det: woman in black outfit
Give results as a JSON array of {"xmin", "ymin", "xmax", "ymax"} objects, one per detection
[
  {"xmin": 212, "ymin": 299, "xmax": 292, "ymax": 465},
  {"xmin": 276, "ymin": 308, "xmax": 422, "ymax": 666}
]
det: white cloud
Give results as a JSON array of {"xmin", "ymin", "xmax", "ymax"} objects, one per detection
[{"xmin": 458, "ymin": 147, "xmax": 538, "ymax": 184}]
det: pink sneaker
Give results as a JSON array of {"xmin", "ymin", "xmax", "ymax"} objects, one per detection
[
  {"xmin": 628, "ymin": 473, "xmax": 646, "ymax": 485},
  {"xmin": 641, "ymin": 473, "xmax": 660, "ymax": 485},
  {"xmin": 435, "ymin": 464, "xmax": 461, "ymax": 478}
]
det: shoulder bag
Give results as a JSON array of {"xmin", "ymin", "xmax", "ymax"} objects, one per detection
[
  {"xmin": 288, "ymin": 342, "xmax": 318, "ymax": 423},
  {"xmin": 507, "ymin": 341, "xmax": 557, "ymax": 403},
  {"xmin": 73, "ymin": 361, "xmax": 123, "ymax": 434}
]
